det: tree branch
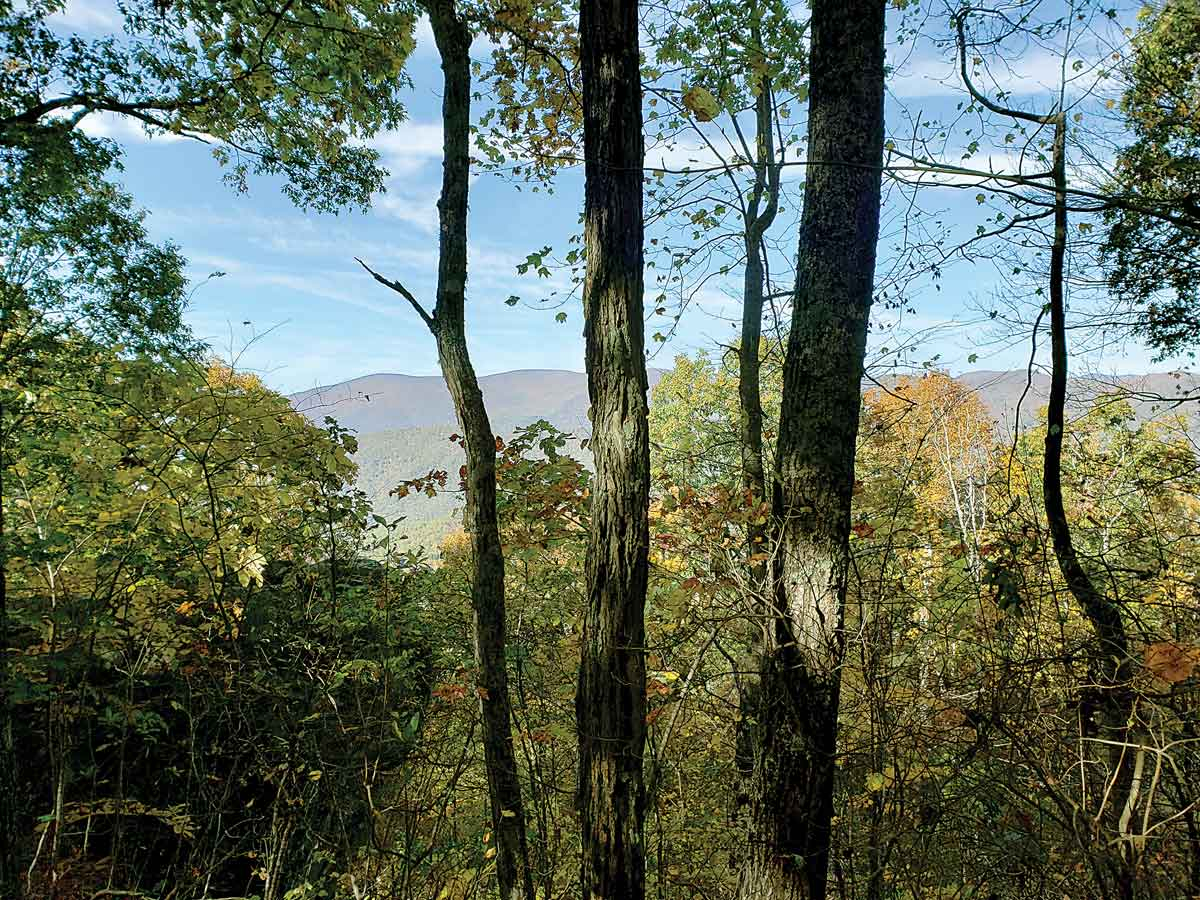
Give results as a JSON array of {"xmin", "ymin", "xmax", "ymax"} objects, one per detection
[
  {"xmin": 355, "ymin": 258, "xmax": 436, "ymax": 331},
  {"xmin": 954, "ymin": 9, "xmax": 1056, "ymax": 126}
]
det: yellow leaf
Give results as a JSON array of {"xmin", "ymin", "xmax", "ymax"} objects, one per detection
[{"xmin": 681, "ymin": 85, "xmax": 721, "ymax": 122}]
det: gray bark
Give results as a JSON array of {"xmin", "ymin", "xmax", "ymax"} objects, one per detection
[
  {"xmin": 740, "ymin": 2, "xmax": 886, "ymax": 898},
  {"xmin": 575, "ymin": 0, "xmax": 650, "ymax": 897}
]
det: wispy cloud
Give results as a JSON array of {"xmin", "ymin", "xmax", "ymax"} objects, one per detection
[
  {"xmin": 78, "ymin": 111, "xmax": 188, "ymax": 144},
  {"xmin": 46, "ymin": 0, "xmax": 119, "ymax": 31},
  {"xmin": 889, "ymin": 47, "xmax": 1104, "ymax": 101},
  {"xmin": 370, "ymin": 122, "xmax": 446, "ymax": 232},
  {"xmin": 187, "ymin": 254, "xmax": 415, "ymax": 320},
  {"xmin": 373, "ymin": 123, "xmax": 445, "ymax": 175}
]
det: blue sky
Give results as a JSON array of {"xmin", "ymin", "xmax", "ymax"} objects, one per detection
[{"xmin": 54, "ymin": 0, "xmax": 1180, "ymax": 394}]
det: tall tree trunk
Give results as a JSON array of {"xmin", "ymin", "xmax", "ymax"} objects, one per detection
[
  {"xmin": 361, "ymin": 4, "xmax": 534, "ymax": 898},
  {"xmin": 0, "ymin": 431, "xmax": 17, "ymax": 897},
  {"xmin": 952, "ymin": 14, "xmax": 1138, "ymax": 893},
  {"xmin": 425, "ymin": 8, "xmax": 534, "ymax": 899},
  {"xmin": 1042, "ymin": 110, "xmax": 1138, "ymax": 900},
  {"xmin": 738, "ymin": 47, "xmax": 781, "ymax": 577},
  {"xmin": 740, "ymin": 2, "xmax": 885, "ymax": 898},
  {"xmin": 734, "ymin": 38, "xmax": 781, "ymax": 837},
  {"xmin": 575, "ymin": 0, "xmax": 649, "ymax": 898}
]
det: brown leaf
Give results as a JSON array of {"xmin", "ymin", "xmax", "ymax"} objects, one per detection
[{"xmin": 1145, "ymin": 641, "xmax": 1200, "ymax": 683}]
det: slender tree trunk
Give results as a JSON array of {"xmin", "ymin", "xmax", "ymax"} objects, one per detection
[
  {"xmin": 575, "ymin": 0, "xmax": 649, "ymax": 897},
  {"xmin": 1041, "ymin": 111, "xmax": 1138, "ymax": 900},
  {"xmin": 381, "ymin": 5, "xmax": 535, "ymax": 898},
  {"xmin": 0, "ymin": 414, "xmax": 17, "ymax": 897},
  {"xmin": 954, "ymin": 12, "xmax": 1141, "ymax": 888},
  {"xmin": 740, "ymin": 2, "xmax": 885, "ymax": 898},
  {"xmin": 738, "ymin": 54, "xmax": 781, "ymax": 575},
  {"xmin": 734, "ymin": 45, "xmax": 780, "ymax": 838}
]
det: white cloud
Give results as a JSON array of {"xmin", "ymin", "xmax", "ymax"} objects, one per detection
[
  {"xmin": 375, "ymin": 187, "xmax": 440, "ymax": 233},
  {"xmin": 373, "ymin": 123, "xmax": 445, "ymax": 175},
  {"xmin": 370, "ymin": 122, "xmax": 447, "ymax": 232},
  {"xmin": 411, "ymin": 15, "xmax": 437, "ymax": 56},
  {"xmin": 886, "ymin": 147, "xmax": 1053, "ymax": 189},
  {"xmin": 889, "ymin": 47, "xmax": 1099, "ymax": 101},
  {"xmin": 47, "ymin": 0, "xmax": 119, "ymax": 32},
  {"xmin": 644, "ymin": 138, "xmax": 724, "ymax": 174},
  {"xmin": 77, "ymin": 110, "xmax": 188, "ymax": 144},
  {"xmin": 187, "ymin": 254, "xmax": 416, "ymax": 320}
]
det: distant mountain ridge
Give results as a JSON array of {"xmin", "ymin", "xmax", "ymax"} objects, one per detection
[
  {"xmin": 954, "ymin": 369, "xmax": 1200, "ymax": 432},
  {"xmin": 292, "ymin": 368, "xmax": 665, "ymax": 435},
  {"xmin": 293, "ymin": 367, "xmax": 1200, "ymax": 437},
  {"xmin": 290, "ymin": 369, "xmax": 662, "ymax": 544},
  {"xmin": 289, "ymin": 367, "xmax": 1200, "ymax": 548}
]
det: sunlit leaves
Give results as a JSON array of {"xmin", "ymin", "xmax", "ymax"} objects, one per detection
[
  {"xmin": 1, "ymin": 0, "xmax": 417, "ymax": 210},
  {"xmin": 1103, "ymin": 0, "xmax": 1200, "ymax": 356},
  {"xmin": 681, "ymin": 84, "xmax": 721, "ymax": 122}
]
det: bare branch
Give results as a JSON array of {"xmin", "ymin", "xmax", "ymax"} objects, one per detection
[
  {"xmin": 954, "ymin": 9, "xmax": 1057, "ymax": 126},
  {"xmin": 355, "ymin": 257, "xmax": 436, "ymax": 331}
]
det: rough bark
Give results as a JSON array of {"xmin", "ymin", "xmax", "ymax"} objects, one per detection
[
  {"xmin": 740, "ymin": 2, "xmax": 885, "ymax": 898},
  {"xmin": 365, "ymin": 4, "xmax": 534, "ymax": 898},
  {"xmin": 575, "ymin": 0, "xmax": 650, "ymax": 898}
]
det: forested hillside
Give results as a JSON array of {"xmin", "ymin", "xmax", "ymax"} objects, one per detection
[
  {"xmin": 301, "ymin": 366, "xmax": 1200, "ymax": 549},
  {"xmin": 6, "ymin": 0, "xmax": 1200, "ymax": 899}
]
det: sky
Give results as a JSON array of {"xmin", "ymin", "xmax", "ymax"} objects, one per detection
[{"xmin": 49, "ymin": 0, "xmax": 1184, "ymax": 395}]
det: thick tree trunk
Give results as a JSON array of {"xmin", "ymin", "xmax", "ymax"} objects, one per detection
[
  {"xmin": 575, "ymin": 1, "xmax": 650, "ymax": 898},
  {"xmin": 423, "ymin": 5, "xmax": 534, "ymax": 899},
  {"xmin": 741, "ymin": 2, "xmax": 885, "ymax": 898}
]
